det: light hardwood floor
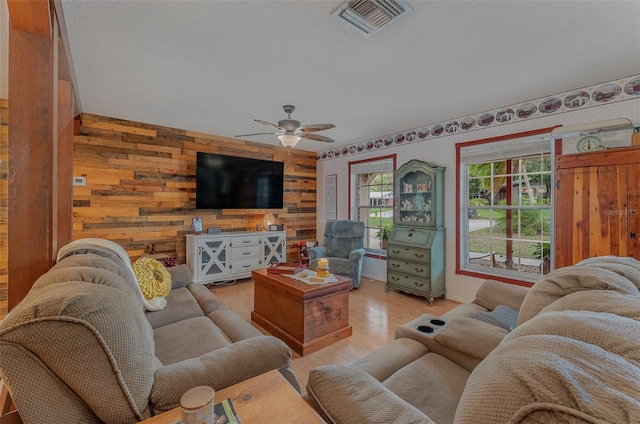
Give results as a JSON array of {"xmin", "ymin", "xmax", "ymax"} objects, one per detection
[{"xmin": 209, "ymin": 277, "xmax": 459, "ymax": 392}]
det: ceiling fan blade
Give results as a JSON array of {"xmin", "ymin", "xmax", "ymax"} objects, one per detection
[
  {"xmin": 298, "ymin": 123, "xmax": 335, "ymax": 133},
  {"xmin": 235, "ymin": 131, "xmax": 278, "ymax": 137},
  {"xmin": 255, "ymin": 119, "xmax": 282, "ymax": 129},
  {"xmin": 301, "ymin": 133, "xmax": 335, "ymax": 143}
]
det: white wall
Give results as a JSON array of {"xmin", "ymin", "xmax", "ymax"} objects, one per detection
[{"xmin": 317, "ymin": 77, "xmax": 640, "ymax": 303}]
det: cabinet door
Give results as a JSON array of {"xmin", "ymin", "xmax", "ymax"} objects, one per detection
[
  {"xmin": 395, "ymin": 168, "xmax": 434, "ymax": 227},
  {"xmin": 262, "ymin": 233, "xmax": 286, "ymax": 264},
  {"xmin": 197, "ymin": 238, "xmax": 230, "ymax": 280},
  {"xmin": 555, "ymin": 164, "xmax": 629, "ymax": 268}
]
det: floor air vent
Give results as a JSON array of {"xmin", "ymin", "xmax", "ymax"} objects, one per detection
[{"xmin": 332, "ymin": 0, "xmax": 412, "ymax": 38}]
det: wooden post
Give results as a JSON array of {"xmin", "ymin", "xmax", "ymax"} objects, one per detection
[{"xmin": 6, "ymin": 0, "xmax": 78, "ymax": 311}]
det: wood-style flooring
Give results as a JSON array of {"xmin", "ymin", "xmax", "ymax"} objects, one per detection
[{"xmin": 208, "ymin": 277, "xmax": 459, "ymax": 392}]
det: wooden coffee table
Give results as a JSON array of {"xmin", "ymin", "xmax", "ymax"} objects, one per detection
[
  {"xmin": 251, "ymin": 268, "xmax": 352, "ymax": 356},
  {"xmin": 141, "ymin": 370, "xmax": 325, "ymax": 423}
]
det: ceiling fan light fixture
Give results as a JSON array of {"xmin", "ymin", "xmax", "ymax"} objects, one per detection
[{"xmin": 278, "ymin": 134, "xmax": 301, "ymax": 147}]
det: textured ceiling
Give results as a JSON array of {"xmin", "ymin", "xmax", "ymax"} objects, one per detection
[{"xmin": 58, "ymin": 0, "xmax": 640, "ymax": 152}]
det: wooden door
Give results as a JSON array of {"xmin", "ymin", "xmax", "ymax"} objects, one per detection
[{"xmin": 555, "ymin": 147, "xmax": 640, "ymax": 268}]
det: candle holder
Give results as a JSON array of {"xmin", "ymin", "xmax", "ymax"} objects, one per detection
[{"xmin": 317, "ymin": 257, "xmax": 330, "ymax": 278}]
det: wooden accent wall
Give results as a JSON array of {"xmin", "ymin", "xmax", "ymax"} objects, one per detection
[{"xmin": 74, "ymin": 113, "xmax": 317, "ymax": 263}]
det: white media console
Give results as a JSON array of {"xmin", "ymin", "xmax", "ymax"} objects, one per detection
[{"xmin": 186, "ymin": 231, "xmax": 286, "ymax": 284}]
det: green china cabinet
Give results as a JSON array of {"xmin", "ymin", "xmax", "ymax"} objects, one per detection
[{"xmin": 386, "ymin": 159, "xmax": 445, "ymax": 305}]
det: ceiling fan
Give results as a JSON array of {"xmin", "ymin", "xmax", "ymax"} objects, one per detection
[{"xmin": 236, "ymin": 105, "xmax": 335, "ymax": 147}]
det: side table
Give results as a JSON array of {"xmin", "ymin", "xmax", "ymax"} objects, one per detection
[{"xmin": 140, "ymin": 370, "xmax": 325, "ymax": 424}]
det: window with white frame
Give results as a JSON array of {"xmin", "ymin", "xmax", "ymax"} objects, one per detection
[
  {"xmin": 349, "ymin": 156, "xmax": 395, "ymax": 255},
  {"xmin": 457, "ymin": 132, "xmax": 553, "ymax": 282}
]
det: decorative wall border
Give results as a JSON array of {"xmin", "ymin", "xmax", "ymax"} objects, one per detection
[{"xmin": 318, "ymin": 74, "xmax": 640, "ymax": 160}]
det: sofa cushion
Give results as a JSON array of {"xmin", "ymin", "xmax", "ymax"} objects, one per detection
[
  {"xmin": 307, "ymin": 365, "xmax": 435, "ymax": 424},
  {"xmin": 383, "ymin": 353, "xmax": 470, "ymax": 424},
  {"xmin": 456, "ymin": 283, "xmax": 640, "ymax": 424},
  {"xmin": 433, "ymin": 317, "xmax": 507, "ymax": 361},
  {"xmin": 145, "ymin": 287, "xmax": 205, "ymax": 329},
  {"xmin": 517, "ymin": 265, "xmax": 640, "ymax": 325},
  {"xmin": 474, "ymin": 279, "xmax": 529, "ymax": 312},
  {"xmin": 168, "ymin": 264, "xmax": 193, "ymax": 289},
  {"xmin": 351, "ymin": 338, "xmax": 429, "ymax": 382},
  {"xmin": 153, "ymin": 316, "xmax": 233, "ymax": 365},
  {"xmin": 0, "ymin": 281, "xmax": 156, "ymax": 422},
  {"xmin": 34, "ymin": 253, "xmax": 144, "ymax": 308},
  {"xmin": 473, "ymin": 304, "xmax": 518, "ymax": 331}
]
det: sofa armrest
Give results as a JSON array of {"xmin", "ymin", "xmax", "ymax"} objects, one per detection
[
  {"xmin": 306, "ymin": 365, "xmax": 435, "ymax": 424},
  {"xmin": 349, "ymin": 248, "xmax": 365, "ymax": 263},
  {"xmin": 307, "ymin": 246, "xmax": 326, "ymax": 262},
  {"xmin": 474, "ymin": 279, "xmax": 529, "ymax": 312},
  {"xmin": 432, "ymin": 317, "xmax": 507, "ymax": 361},
  {"xmin": 150, "ymin": 335, "xmax": 298, "ymax": 413},
  {"xmin": 395, "ymin": 314, "xmax": 507, "ymax": 372}
]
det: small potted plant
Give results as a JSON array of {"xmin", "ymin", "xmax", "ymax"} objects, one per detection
[
  {"xmin": 533, "ymin": 242, "xmax": 551, "ymax": 274},
  {"xmin": 375, "ymin": 226, "xmax": 391, "ymax": 250}
]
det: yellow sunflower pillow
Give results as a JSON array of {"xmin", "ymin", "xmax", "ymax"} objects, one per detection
[{"xmin": 132, "ymin": 257, "xmax": 172, "ymax": 300}]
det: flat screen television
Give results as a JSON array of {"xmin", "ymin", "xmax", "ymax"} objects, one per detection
[{"xmin": 196, "ymin": 152, "xmax": 284, "ymax": 209}]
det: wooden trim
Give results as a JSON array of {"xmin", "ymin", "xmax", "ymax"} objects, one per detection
[
  {"xmin": 556, "ymin": 145, "xmax": 640, "ymax": 168},
  {"xmin": 347, "ymin": 154, "xmax": 396, "ymax": 220},
  {"xmin": 457, "ymin": 269, "xmax": 534, "ymax": 288},
  {"xmin": 0, "ymin": 380, "xmax": 22, "ymax": 424},
  {"xmin": 7, "ymin": 0, "xmax": 50, "ymax": 36},
  {"xmin": 455, "ymin": 126, "xmax": 559, "ymax": 149},
  {"xmin": 52, "ymin": 0, "xmax": 82, "ymax": 116},
  {"xmin": 57, "ymin": 79, "xmax": 74, "ymax": 249},
  {"xmin": 0, "ymin": 380, "xmax": 11, "ymax": 415}
]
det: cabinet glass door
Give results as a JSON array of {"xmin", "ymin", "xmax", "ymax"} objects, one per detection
[
  {"xmin": 263, "ymin": 234, "xmax": 285, "ymax": 264},
  {"xmin": 396, "ymin": 169, "xmax": 434, "ymax": 227},
  {"xmin": 199, "ymin": 239, "xmax": 230, "ymax": 278}
]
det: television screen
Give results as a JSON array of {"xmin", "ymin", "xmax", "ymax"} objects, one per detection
[{"xmin": 196, "ymin": 152, "xmax": 284, "ymax": 209}]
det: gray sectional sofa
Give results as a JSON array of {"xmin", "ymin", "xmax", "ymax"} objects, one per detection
[
  {"xmin": 0, "ymin": 239, "xmax": 299, "ymax": 424},
  {"xmin": 307, "ymin": 256, "xmax": 640, "ymax": 423}
]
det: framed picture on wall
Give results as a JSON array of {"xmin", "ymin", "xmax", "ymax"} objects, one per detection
[{"xmin": 325, "ymin": 174, "xmax": 337, "ymax": 220}]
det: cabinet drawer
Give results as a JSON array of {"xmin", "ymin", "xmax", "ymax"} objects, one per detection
[
  {"xmin": 231, "ymin": 258, "xmax": 261, "ymax": 275},
  {"xmin": 387, "ymin": 271, "xmax": 430, "ymax": 293},
  {"xmin": 232, "ymin": 245, "xmax": 260, "ymax": 260},
  {"xmin": 231, "ymin": 235, "xmax": 260, "ymax": 247},
  {"xmin": 387, "ymin": 259, "xmax": 430, "ymax": 278},
  {"xmin": 387, "ymin": 244, "xmax": 430, "ymax": 263},
  {"xmin": 389, "ymin": 228, "xmax": 433, "ymax": 245}
]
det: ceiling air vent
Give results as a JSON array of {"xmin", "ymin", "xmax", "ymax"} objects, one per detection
[{"xmin": 332, "ymin": 0, "xmax": 413, "ymax": 38}]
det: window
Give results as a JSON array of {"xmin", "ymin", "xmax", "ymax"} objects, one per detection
[
  {"xmin": 349, "ymin": 155, "xmax": 395, "ymax": 255},
  {"xmin": 457, "ymin": 130, "xmax": 553, "ymax": 283}
]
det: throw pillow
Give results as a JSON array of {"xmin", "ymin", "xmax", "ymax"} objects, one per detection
[
  {"xmin": 167, "ymin": 264, "xmax": 192, "ymax": 289},
  {"xmin": 132, "ymin": 257, "xmax": 172, "ymax": 300},
  {"xmin": 474, "ymin": 304, "xmax": 519, "ymax": 331}
]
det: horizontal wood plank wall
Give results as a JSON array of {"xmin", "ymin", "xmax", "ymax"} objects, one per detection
[
  {"xmin": 73, "ymin": 113, "xmax": 317, "ymax": 263},
  {"xmin": 0, "ymin": 99, "xmax": 8, "ymax": 317}
]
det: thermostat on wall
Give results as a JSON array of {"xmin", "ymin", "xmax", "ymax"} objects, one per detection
[{"xmin": 73, "ymin": 176, "xmax": 87, "ymax": 186}]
